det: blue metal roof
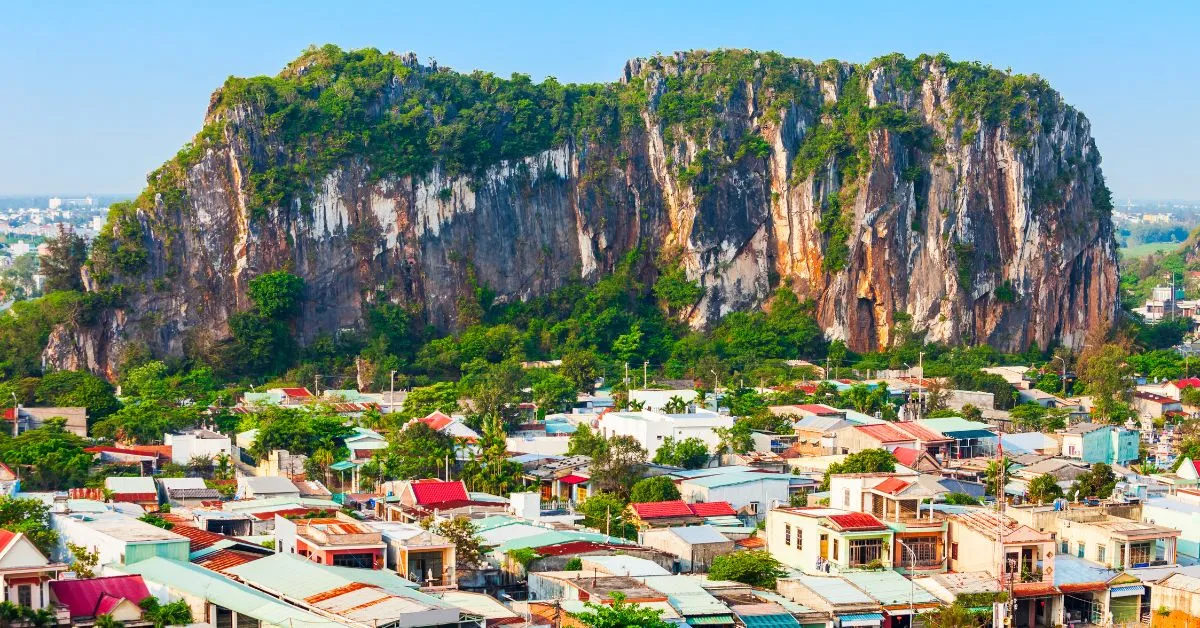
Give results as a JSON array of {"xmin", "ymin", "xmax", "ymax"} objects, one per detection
[
  {"xmin": 1110, "ymin": 585, "xmax": 1145, "ymax": 597},
  {"xmin": 839, "ymin": 613, "xmax": 884, "ymax": 625},
  {"xmin": 739, "ymin": 614, "xmax": 800, "ymax": 627}
]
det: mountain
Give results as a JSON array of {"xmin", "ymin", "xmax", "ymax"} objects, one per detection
[{"xmin": 45, "ymin": 47, "xmax": 1118, "ymax": 377}]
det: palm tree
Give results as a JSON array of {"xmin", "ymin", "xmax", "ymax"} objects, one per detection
[
  {"xmin": 0, "ymin": 601, "xmax": 22, "ymax": 626},
  {"xmin": 985, "ymin": 457, "xmax": 1015, "ymax": 497},
  {"xmin": 694, "ymin": 389, "xmax": 709, "ymax": 410},
  {"xmin": 95, "ymin": 614, "xmax": 124, "ymax": 628},
  {"xmin": 918, "ymin": 602, "xmax": 987, "ymax": 628},
  {"xmin": 311, "ymin": 448, "xmax": 335, "ymax": 487},
  {"xmin": 627, "ymin": 399, "xmax": 645, "ymax": 411},
  {"xmin": 663, "ymin": 396, "xmax": 687, "ymax": 414}
]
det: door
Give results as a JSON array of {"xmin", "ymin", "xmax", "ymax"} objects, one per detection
[{"xmin": 819, "ymin": 534, "xmax": 829, "ymax": 559}]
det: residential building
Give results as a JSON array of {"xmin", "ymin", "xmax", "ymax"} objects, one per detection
[
  {"xmin": 104, "ymin": 477, "xmax": 159, "ymax": 511},
  {"xmin": 164, "ymin": 429, "xmax": 232, "ymax": 465},
  {"xmin": 677, "ymin": 471, "xmax": 791, "ymax": 521},
  {"xmin": 1149, "ymin": 572, "xmax": 1200, "ymax": 627},
  {"xmin": 627, "ymin": 500, "xmax": 737, "ymax": 530},
  {"xmin": 946, "ymin": 510, "xmax": 1055, "ymax": 583},
  {"xmin": 1042, "ymin": 510, "xmax": 1179, "ymax": 568},
  {"xmin": 1, "ymin": 406, "xmax": 87, "ymax": 437},
  {"xmin": 48, "ymin": 575, "xmax": 150, "ymax": 623},
  {"xmin": 237, "ymin": 475, "xmax": 302, "ymax": 500},
  {"xmin": 767, "ymin": 507, "xmax": 894, "ymax": 574},
  {"xmin": 627, "ymin": 388, "xmax": 698, "ymax": 412},
  {"xmin": 639, "ymin": 525, "xmax": 734, "ymax": 572},
  {"xmin": 916, "ymin": 418, "xmax": 998, "ymax": 459},
  {"xmin": 157, "ymin": 477, "xmax": 221, "ymax": 508},
  {"xmin": 0, "ymin": 529, "xmax": 67, "ymax": 611},
  {"xmin": 1132, "ymin": 391, "xmax": 1183, "ymax": 420},
  {"xmin": 343, "ymin": 427, "xmax": 388, "ymax": 463},
  {"xmin": 776, "ymin": 574, "xmax": 883, "ymax": 627},
  {"xmin": 1143, "ymin": 490, "xmax": 1200, "ymax": 563},
  {"xmin": 371, "ymin": 521, "xmax": 456, "ymax": 587},
  {"xmin": 275, "ymin": 513, "xmax": 386, "ymax": 569},
  {"xmin": 53, "ymin": 511, "xmax": 189, "ymax": 566},
  {"xmin": 831, "ymin": 423, "xmax": 918, "ymax": 455},
  {"xmin": 1059, "ymin": 422, "xmax": 1140, "ymax": 466},
  {"xmin": 598, "ymin": 409, "xmax": 734, "ymax": 458}
]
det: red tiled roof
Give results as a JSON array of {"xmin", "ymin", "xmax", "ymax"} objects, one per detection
[
  {"xmin": 249, "ymin": 507, "xmax": 328, "ymax": 520},
  {"xmin": 854, "ymin": 423, "xmax": 915, "ymax": 444},
  {"xmin": 1192, "ymin": 460, "xmax": 1200, "ymax": 477},
  {"xmin": 534, "ymin": 541, "xmax": 628, "ymax": 556},
  {"xmin": 872, "ymin": 477, "xmax": 911, "ymax": 495},
  {"xmin": 1134, "ymin": 391, "xmax": 1176, "ymax": 404},
  {"xmin": 280, "ymin": 387, "xmax": 313, "ymax": 398},
  {"xmin": 825, "ymin": 513, "xmax": 888, "ymax": 531},
  {"xmin": 168, "ymin": 525, "xmax": 226, "ymax": 552},
  {"xmin": 1012, "ymin": 582, "xmax": 1060, "ymax": 598},
  {"xmin": 0, "ymin": 529, "xmax": 17, "ymax": 554},
  {"xmin": 410, "ymin": 480, "xmax": 469, "ymax": 506},
  {"xmin": 736, "ymin": 537, "xmax": 766, "ymax": 549},
  {"xmin": 192, "ymin": 548, "xmax": 264, "ymax": 574},
  {"xmin": 891, "ymin": 422, "xmax": 953, "ymax": 443},
  {"xmin": 49, "ymin": 575, "xmax": 150, "ymax": 619},
  {"xmin": 689, "ymin": 501, "xmax": 737, "ymax": 517},
  {"xmin": 1058, "ymin": 582, "xmax": 1108, "ymax": 594},
  {"xmin": 559, "ymin": 474, "xmax": 589, "ymax": 486},
  {"xmin": 631, "ymin": 500, "xmax": 694, "ymax": 519},
  {"xmin": 793, "ymin": 404, "xmax": 841, "ymax": 416},
  {"xmin": 418, "ymin": 411, "xmax": 454, "ymax": 431},
  {"xmin": 891, "ymin": 447, "xmax": 921, "ymax": 467},
  {"xmin": 1175, "ymin": 377, "xmax": 1200, "ymax": 389}
]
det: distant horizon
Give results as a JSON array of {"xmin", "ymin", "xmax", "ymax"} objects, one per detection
[{"xmin": 2, "ymin": 1, "xmax": 1198, "ymax": 198}]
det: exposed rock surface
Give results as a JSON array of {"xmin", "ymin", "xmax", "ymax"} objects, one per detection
[{"xmin": 44, "ymin": 49, "xmax": 1118, "ymax": 376}]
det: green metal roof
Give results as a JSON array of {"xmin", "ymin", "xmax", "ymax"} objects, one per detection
[
  {"xmin": 687, "ymin": 614, "xmax": 736, "ymax": 624},
  {"xmin": 494, "ymin": 529, "xmax": 626, "ymax": 552},
  {"xmin": 226, "ymin": 554, "xmax": 455, "ymax": 610},
  {"xmin": 739, "ymin": 613, "xmax": 801, "ymax": 627},
  {"xmin": 115, "ymin": 558, "xmax": 335, "ymax": 627},
  {"xmin": 842, "ymin": 570, "xmax": 939, "ymax": 606}
]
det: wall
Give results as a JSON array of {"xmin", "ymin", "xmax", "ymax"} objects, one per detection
[
  {"xmin": 166, "ymin": 434, "xmax": 233, "ymax": 465},
  {"xmin": 947, "ymin": 390, "xmax": 996, "ymax": 411},
  {"xmin": 1150, "ymin": 584, "xmax": 1200, "ymax": 627},
  {"xmin": 1081, "ymin": 428, "xmax": 1113, "ymax": 465},
  {"xmin": 1144, "ymin": 501, "xmax": 1200, "ymax": 561},
  {"xmin": 123, "ymin": 541, "xmax": 190, "ymax": 565},
  {"xmin": 765, "ymin": 510, "xmax": 812, "ymax": 571},
  {"xmin": 681, "ymin": 478, "xmax": 790, "ymax": 520},
  {"xmin": 639, "ymin": 529, "xmax": 733, "ymax": 572}
]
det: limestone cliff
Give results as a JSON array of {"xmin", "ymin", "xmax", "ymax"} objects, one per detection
[{"xmin": 45, "ymin": 48, "xmax": 1119, "ymax": 376}]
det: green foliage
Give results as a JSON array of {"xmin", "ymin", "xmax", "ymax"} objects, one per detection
[
  {"xmin": 40, "ymin": 226, "xmax": 88, "ymax": 293},
  {"xmin": 589, "ymin": 435, "xmax": 647, "ymax": 499},
  {"xmin": 92, "ymin": 399, "xmax": 202, "ymax": 444},
  {"xmin": 567, "ymin": 424, "xmax": 610, "ymax": 458},
  {"xmin": 66, "ymin": 542, "xmax": 100, "ymax": 578},
  {"xmin": 571, "ymin": 592, "xmax": 673, "ymax": 628},
  {"xmin": 943, "ymin": 492, "xmax": 981, "ymax": 506},
  {"xmin": 653, "ymin": 260, "xmax": 704, "ymax": 316},
  {"xmin": 360, "ymin": 421, "xmax": 454, "ymax": 488},
  {"xmin": 577, "ymin": 492, "xmax": 637, "ymax": 540},
  {"xmin": 0, "ymin": 497, "xmax": 58, "ymax": 555},
  {"xmin": 708, "ymin": 550, "xmax": 787, "ymax": 588},
  {"xmin": 139, "ymin": 514, "xmax": 173, "ymax": 530},
  {"xmin": 506, "ymin": 548, "xmax": 540, "ymax": 569},
  {"xmin": 564, "ymin": 557, "xmax": 583, "ymax": 571},
  {"xmin": 139, "ymin": 597, "xmax": 194, "ymax": 628},
  {"xmin": 652, "ymin": 436, "xmax": 710, "ymax": 469},
  {"xmin": 1078, "ymin": 344, "xmax": 1134, "ymax": 424},
  {"xmin": 0, "ymin": 424, "xmax": 92, "ymax": 490},
  {"xmin": 1069, "ymin": 462, "xmax": 1118, "ymax": 500},
  {"xmin": 34, "ymin": 369, "xmax": 121, "ymax": 420},
  {"xmin": 1026, "ymin": 473, "xmax": 1064, "ymax": 504},
  {"xmin": 714, "ymin": 420, "xmax": 755, "ymax": 455},
  {"xmin": 399, "ymin": 382, "xmax": 460, "ymax": 420},
  {"xmin": 629, "ymin": 476, "xmax": 681, "ymax": 503},
  {"xmin": 823, "ymin": 448, "xmax": 896, "ymax": 490},
  {"xmin": 245, "ymin": 406, "xmax": 354, "ymax": 460},
  {"xmin": 434, "ymin": 516, "xmax": 486, "ymax": 568},
  {"xmin": 247, "ymin": 271, "xmax": 306, "ymax": 319},
  {"xmin": 461, "ymin": 413, "xmax": 526, "ymax": 495}
]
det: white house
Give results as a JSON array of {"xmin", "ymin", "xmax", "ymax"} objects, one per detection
[
  {"xmin": 627, "ymin": 389, "xmax": 699, "ymax": 412},
  {"xmin": 164, "ymin": 429, "xmax": 232, "ymax": 465},
  {"xmin": 0, "ymin": 530, "xmax": 66, "ymax": 610},
  {"xmin": 678, "ymin": 471, "xmax": 791, "ymax": 521},
  {"xmin": 598, "ymin": 410, "xmax": 733, "ymax": 458},
  {"xmin": 237, "ymin": 476, "xmax": 301, "ymax": 500}
]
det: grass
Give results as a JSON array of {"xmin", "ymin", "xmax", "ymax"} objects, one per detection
[{"xmin": 1121, "ymin": 241, "xmax": 1185, "ymax": 259}]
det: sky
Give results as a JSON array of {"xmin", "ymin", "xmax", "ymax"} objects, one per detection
[{"xmin": 1, "ymin": 1, "xmax": 1197, "ymax": 200}]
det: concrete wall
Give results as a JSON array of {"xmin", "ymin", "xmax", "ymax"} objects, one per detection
[
  {"xmin": 947, "ymin": 390, "xmax": 996, "ymax": 411},
  {"xmin": 639, "ymin": 529, "xmax": 733, "ymax": 572}
]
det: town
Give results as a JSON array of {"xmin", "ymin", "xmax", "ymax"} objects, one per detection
[{"xmin": 0, "ymin": 348, "xmax": 1197, "ymax": 627}]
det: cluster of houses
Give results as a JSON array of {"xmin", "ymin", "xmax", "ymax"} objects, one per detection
[{"xmin": 4, "ymin": 374, "xmax": 1200, "ymax": 627}]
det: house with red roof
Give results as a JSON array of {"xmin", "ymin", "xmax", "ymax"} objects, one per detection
[
  {"xmin": 382, "ymin": 479, "xmax": 507, "ymax": 523},
  {"xmin": 766, "ymin": 507, "xmax": 895, "ymax": 574},
  {"xmin": 0, "ymin": 529, "xmax": 68, "ymax": 612},
  {"xmin": 48, "ymin": 575, "xmax": 150, "ymax": 622},
  {"xmin": 890, "ymin": 446, "xmax": 941, "ymax": 472},
  {"xmin": 832, "ymin": 423, "xmax": 920, "ymax": 454},
  {"xmin": 625, "ymin": 499, "xmax": 738, "ymax": 529},
  {"xmin": 1167, "ymin": 377, "xmax": 1200, "ymax": 400}
]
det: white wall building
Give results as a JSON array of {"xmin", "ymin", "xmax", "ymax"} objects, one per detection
[
  {"xmin": 597, "ymin": 410, "xmax": 733, "ymax": 458},
  {"xmin": 164, "ymin": 429, "xmax": 232, "ymax": 465},
  {"xmin": 678, "ymin": 471, "xmax": 791, "ymax": 521}
]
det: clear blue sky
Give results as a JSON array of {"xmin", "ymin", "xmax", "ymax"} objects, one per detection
[{"xmin": 2, "ymin": 0, "xmax": 1196, "ymax": 200}]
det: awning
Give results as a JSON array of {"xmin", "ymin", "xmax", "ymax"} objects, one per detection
[
  {"xmin": 559, "ymin": 474, "xmax": 589, "ymax": 485},
  {"xmin": 1110, "ymin": 585, "xmax": 1145, "ymax": 598},
  {"xmin": 839, "ymin": 613, "xmax": 884, "ymax": 626},
  {"xmin": 944, "ymin": 430, "xmax": 997, "ymax": 440},
  {"xmin": 330, "ymin": 461, "xmax": 357, "ymax": 471},
  {"xmin": 739, "ymin": 613, "xmax": 801, "ymax": 627},
  {"xmin": 686, "ymin": 615, "xmax": 736, "ymax": 625}
]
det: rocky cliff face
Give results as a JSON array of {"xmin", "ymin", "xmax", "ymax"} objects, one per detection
[{"xmin": 45, "ymin": 48, "xmax": 1118, "ymax": 376}]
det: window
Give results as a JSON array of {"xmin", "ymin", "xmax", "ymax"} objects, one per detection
[
  {"xmin": 902, "ymin": 538, "xmax": 939, "ymax": 566},
  {"xmin": 833, "ymin": 539, "xmax": 839, "ymax": 560},
  {"xmin": 784, "ymin": 524, "xmax": 791, "ymax": 546},
  {"xmin": 331, "ymin": 553, "xmax": 375, "ymax": 568},
  {"xmin": 215, "ymin": 607, "xmax": 234, "ymax": 628},
  {"xmin": 235, "ymin": 613, "xmax": 261, "ymax": 628},
  {"xmin": 951, "ymin": 543, "xmax": 958, "ymax": 560},
  {"xmin": 1098, "ymin": 545, "xmax": 1106, "ymax": 563},
  {"xmin": 848, "ymin": 538, "xmax": 884, "ymax": 566},
  {"xmin": 1077, "ymin": 542, "xmax": 1085, "ymax": 559},
  {"xmin": 797, "ymin": 529, "xmax": 803, "ymax": 550},
  {"xmin": 843, "ymin": 489, "xmax": 851, "ymax": 508},
  {"xmin": 16, "ymin": 585, "xmax": 31, "ymax": 608},
  {"xmin": 747, "ymin": 501, "xmax": 760, "ymax": 515},
  {"xmin": 1060, "ymin": 540, "xmax": 1069, "ymax": 554}
]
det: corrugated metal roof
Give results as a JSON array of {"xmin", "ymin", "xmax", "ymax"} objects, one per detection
[
  {"xmin": 631, "ymin": 500, "xmax": 694, "ymax": 519},
  {"xmin": 584, "ymin": 556, "xmax": 671, "ymax": 577},
  {"xmin": 105, "ymin": 476, "xmax": 157, "ymax": 493},
  {"xmin": 738, "ymin": 613, "xmax": 801, "ymax": 627},
  {"xmin": 669, "ymin": 525, "xmax": 731, "ymax": 545},
  {"xmin": 115, "ymin": 557, "xmax": 335, "ymax": 627},
  {"xmin": 682, "ymin": 471, "xmax": 791, "ymax": 489},
  {"xmin": 641, "ymin": 575, "xmax": 730, "ymax": 616},
  {"xmin": 790, "ymin": 575, "xmax": 874, "ymax": 605},
  {"xmin": 825, "ymin": 513, "xmax": 888, "ymax": 531},
  {"xmin": 843, "ymin": 571, "xmax": 938, "ymax": 606}
]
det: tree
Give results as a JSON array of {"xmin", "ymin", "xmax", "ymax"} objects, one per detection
[
  {"xmin": 708, "ymin": 550, "xmax": 787, "ymax": 588},
  {"xmin": 823, "ymin": 449, "xmax": 896, "ymax": 490},
  {"xmin": 246, "ymin": 271, "xmax": 305, "ymax": 319},
  {"xmin": 944, "ymin": 492, "xmax": 981, "ymax": 506},
  {"xmin": 400, "ymin": 382, "xmax": 460, "ymax": 420},
  {"xmin": 564, "ymin": 557, "xmax": 583, "ymax": 571},
  {"xmin": 917, "ymin": 602, "xmax": 989, "ymax": 628},
  {"xmin": 652, "ymin": 436, "xmax": 709, "ymax": 469},
  {"xmin": 714, "ymin": 420, "xmax": 754, "ymax": 455},
  {"xmin": 40, "ymin": 224, "xmax": 87, "ymax": 293},
  {"xmin": 960, "ymin": 404, "xmax": 983, "ymax": 422},
  {"xmin": 1181, "ymin": 386, "xmax": 1200, "ymax": 407},
  {"xmin": 588, "ymin": 435, "xmax": 646, "ymax": 499},
  {"xmin": 361, "ymin": 421, "xmax": 455, "ymax": 488},
  {"xmin": 662, "ymin": 395, "xmax": 688, "ymax": 414},
  {"xmin": 461, "ymin": 413, "xmax": 525, "ymax": 495},
  {"xmin": 984, "ymin": 457, "xmax": 1015, "ymax": 496},
  {"xmin": 0, "ymin": 497, "xmax": 57, "ymax": 555},
  {"xmin": 561, "ymin": 350, "xmax": 600, "ymax": 393},
  {"xmin": 225, "ymin": 311, "xmax": 296, "ymax": 377},
  {"xmin": 1026, "ymin": 473, "xmax": 1064, "ymax": 505},
  {"xmin": 532, "ymin": 373, "xmax": 576, "ymax": 415},
  {"xmin": 1070, "ymin": 462, "xmax": 1118, "ymax": 500},
  {"xmin": 94, "ymin": 614, "xmax": 124, "ymax": 628},
  {"xmin": 629, "ymin": 476, "xmax": 681, "ymax": 503},
  {"xmin": 139, "ymin": 597, "xmax": 194, "ymax": 628},
  {"xmin": 434, "ymin": 517, "xmax": 485, "ymax": 568},
  {"xmin": 566, "ymin": 424, "xmax": 608, "ymax": 458},
  {"xmin": 0, "ymin": 425, "xmax": 92, "ymax": 490},
  {"xmin": 578, "ymin": 493, "xmax": 636, "ymax": 539},
  {"xmin": 66, "ymin": 542, "xmax": 100, "ymax": 578},
  {"xmin": 571, "ymin": 592, "xmax": 672, "ymax": 628},
  {"xmin": 92, "ymin": 400, "xmax": 202, "ymax": 445},
  {"xmin": 34, "ymin": 370, "xmax": 121, "ymax": 420},
  {"xmin": 924, "ymin": 379, "xmax": 950, "ymax": 413},
  {"xmin": 1078, "ymin": 343, "xmax": 1134, "ymax": 424}
]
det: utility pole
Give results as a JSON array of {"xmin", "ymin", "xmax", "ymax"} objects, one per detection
[
  {"xmin": 389, "ymin": 370, "xmax": 396, "ymax": 413},
  {"xmin": 643, "ymin": 361, "xmax": 648, "ymax": 388},
  {"xmin": 314, "ymin": 374, "xmax": 321, "ymax": 397},
  {"xmin": 624, "ymin": 362, "xmax": 630, "ymax": 387}
]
